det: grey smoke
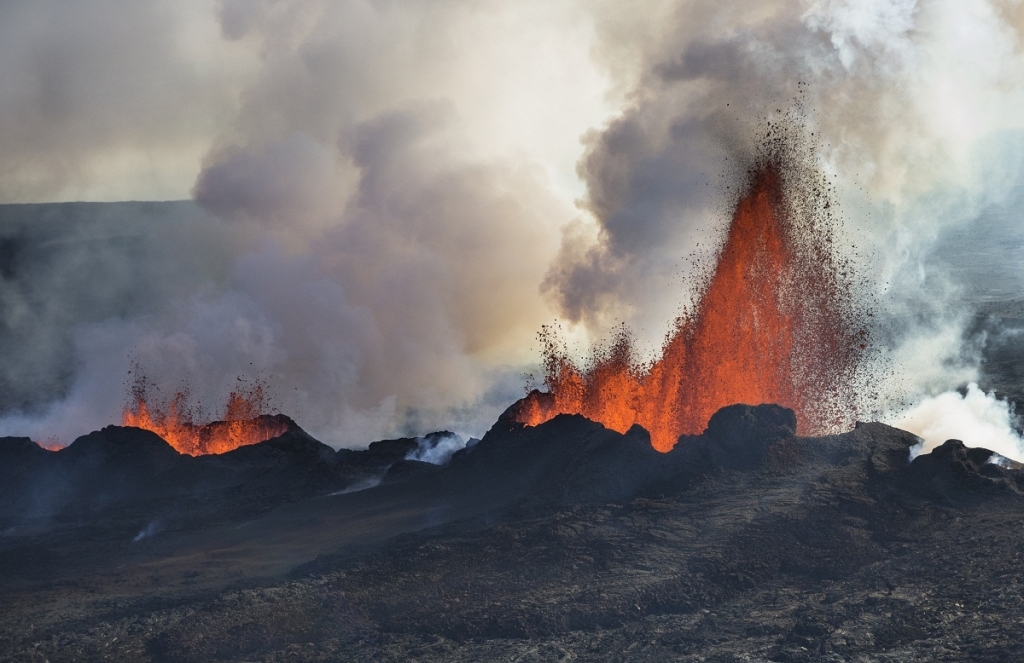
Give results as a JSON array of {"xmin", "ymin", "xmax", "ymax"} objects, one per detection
[
  {"xmin": 0, "ymin": 201, "xmax": 233, "ymax": 412},
  {"xmin": 545, "ymin": 0, "xmax": 1024, "ymax": 409},
  {"xmin": 1, "ymin": 0, "xmax": 1023, "ymax": 448},
  {"xmin": 0, "ymin": 1, "xmax": 245, "ymax": 202}
]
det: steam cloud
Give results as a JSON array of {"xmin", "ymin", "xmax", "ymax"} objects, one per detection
[
  {"xmin": 405, "ymin": 432, "xmax": 469, "ymax": 466},
  {"xmin": 899, "ymin": 384, "xmax": 1024, "ymax": 463},
  {"xmin": 1, "ymin": 1, "xmax": 1023, "ymax": 449}
]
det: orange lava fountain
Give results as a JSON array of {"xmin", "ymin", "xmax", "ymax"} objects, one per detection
[
  {"xmin": 122, "ymin": 381, "xmax": 288, "ymax": 456},
  {"xmin": 513, "ymin": 160, "xmax": 866, "ymax": 451}
]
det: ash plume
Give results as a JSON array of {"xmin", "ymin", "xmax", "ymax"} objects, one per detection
[
  {"xmin": 0, "ymin": 0, "xmax": 1022, "ymax": 450},
  {"xmin": 550, "ymin": 0, "xmax": 1024, "ymax": 333},
  {"xmin": 0, "ymin": 0, "xmax": 601, "ymax": 447}
]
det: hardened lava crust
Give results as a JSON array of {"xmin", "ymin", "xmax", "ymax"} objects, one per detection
[{"xmin": 2, "ymin": 404, "xmax": 1024, "ymax": 662}]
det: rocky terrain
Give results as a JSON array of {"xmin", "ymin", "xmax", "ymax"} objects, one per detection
[{"xmin": 3, "ymin": 403, "xmax": 1024, "ymax": 662}]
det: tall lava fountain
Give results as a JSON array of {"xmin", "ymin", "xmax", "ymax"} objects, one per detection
[{"xmin": 514, "ymin": 145, "xmax": 869, "ymax": 451}]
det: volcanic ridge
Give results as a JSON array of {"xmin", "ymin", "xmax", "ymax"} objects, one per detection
[{"xmin": 3, "ymin": 402, "xmax": 1024, "ymax": 662}]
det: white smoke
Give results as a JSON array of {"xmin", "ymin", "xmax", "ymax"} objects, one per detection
[
  {"xmin": 895, "ymin": 383, "xmax": 1024, "ymax": 462},
  {"xmin": 132, "ymin": 520, "xmax": 163, "ymax": 543},
  {"xmin": 405, "ymin": 432, "xmax": 468, "ymax": 466}
]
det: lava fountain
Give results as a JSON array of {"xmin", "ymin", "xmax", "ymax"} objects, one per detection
[
  {"xmin": 122, "ymin": 376, "xmax": 288, "ymax": 456},
  {"xmin": 513, "ymin": 155, "xmax": 868, "ymax": 451}
]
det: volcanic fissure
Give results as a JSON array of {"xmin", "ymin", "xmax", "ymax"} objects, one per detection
[{"xmin": 512, "ymin": 156, "xmax": 868, "ymax": 451}]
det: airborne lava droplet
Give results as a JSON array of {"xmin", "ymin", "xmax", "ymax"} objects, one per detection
[{"xmin": 514, "ymin": 151, "xmax": 868, "ymax": 452}]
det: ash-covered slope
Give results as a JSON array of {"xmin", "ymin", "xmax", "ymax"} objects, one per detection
[{"xmin": 4, "ymin": 404, "xmax": 1024, "ymax": 662}]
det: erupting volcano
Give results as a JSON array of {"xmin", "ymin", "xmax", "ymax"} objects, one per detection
[
  {"xmin": 121, "ymin": 375, "xmax": 287, "ymax": 455},
  {"xmin": 513, "ymin": 155, "xmax": 867, "ymax": 451}
]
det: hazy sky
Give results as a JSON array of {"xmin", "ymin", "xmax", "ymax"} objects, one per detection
[{"xmin": 2, "ymin": 0, "xmax": 1024, "ymax": 447}]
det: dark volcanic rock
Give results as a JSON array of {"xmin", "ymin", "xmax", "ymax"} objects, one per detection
[
  {"xmin": 0, "ymin": 435, "xmax": 51, "ymax": 461},
  {"xmin": 334, "ymin": 431, "xmax": 462, "ymax": 485},
  {"xmin": 381, "ymin": 458, "xmax": 440, "ymax": 483},
  {"xmin": 1, "ymin": 417, "xmax": 384, "ymax": 533},
  {"xmin": 62, "ymin": 425, "xmax": 181, "ymax": 468},
  {"xmin": 0, "ymin": 426, "xmax": 181, "ymax": 528},
  {"xmin": 0, "ymin": 436, "xmax": 52, "ymax": 484},
  {"xmin": 703, "ymin": 402, "xmax": 797, "ymax": 467},
  {"xmin": 447, "ymin": 413, "xmax": 674, "ymax": 506},
  {"xmin": 3, "ymin": 404, "xmax": 1024, "ymax": 663},
  {"xmin": 903, "ymin": 438, "xmax": 1024, "ymax": 502},
  {"xmin": 335, "ymin": 436, "xmax": 419, "ymax": 468},
  {"xmin": 0, "ymin": 437, "xmax": 57, "ymax": 528},
  {"xmin": 451, "ymin": 403, "xmax": 799, "ymax": 507}
]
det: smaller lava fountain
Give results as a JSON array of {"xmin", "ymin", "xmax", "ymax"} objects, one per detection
[
  {"xmin": 122, "ymin": 372, "xmax": 287, "ymax": 456},
  {"xmin": 513, "ymin": 140, "xmax": 869, "ymax": 451}
]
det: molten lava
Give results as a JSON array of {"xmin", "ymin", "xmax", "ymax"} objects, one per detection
[
  {"xmin": 36, "ymin": 438, "xmax": 64, "ymax": 452},
  {"xmin": 514, "ymin": 161, "xmax": 865, "ymax": 451},
  {"xmin": 122, "ymin": 382, "xmax": 288, "ymax": 456}
]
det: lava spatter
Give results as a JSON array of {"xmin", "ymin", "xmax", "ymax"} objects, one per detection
[
  {"xmin": 515, "ymin": 150, "xmax": 867, "ymax": 451},
  {"xmin": 121, "ymin": 374, "xmax": 287, "ymax": 456}
]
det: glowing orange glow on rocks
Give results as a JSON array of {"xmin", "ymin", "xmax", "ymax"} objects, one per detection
[
  {"xmin": 122, "ymin": 379, "xmax": 287, "ymax": 456},
  {"xmin": 35, "ymin": 437, "xmax": 64, "ymax": 452},
  {"xmin": 513, "ymin": 158, "xmax": 866, "ymax": 452}
]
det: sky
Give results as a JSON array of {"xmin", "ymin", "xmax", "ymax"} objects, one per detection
[{"xmin": 2, "ymin": 0, "xmax": 1024, "ymax": 450}]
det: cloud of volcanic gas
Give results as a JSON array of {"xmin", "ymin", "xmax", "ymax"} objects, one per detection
[
  {"xmin": 0, "ymin": 0, "xmax": 611, "ymax": 447},
  {"xmin": 0, "ymin": 123, "xmax": 577, "ymax": 446},
  {"xmin": 541, "ymin": 0, "xmax": 1024, "ymax": 434},
  {"xmin": 898, "ymin": 383, "xmax": 1024, "ymax": 463},
  {"xmin": 2, "ymin": 0, "xmax": 1024, "ymax": 449}
]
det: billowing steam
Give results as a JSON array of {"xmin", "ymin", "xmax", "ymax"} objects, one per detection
[
  {"xmin": 1, "ymin": 1, "xmax": 1023, "ymax": 450},
  {"xmin": 405, "ymin": 432, "xmax": 470, "ymax": 466},
  {"xmin": 899, "ymin": 384, "xmax": 1024, "ymax": 462}
]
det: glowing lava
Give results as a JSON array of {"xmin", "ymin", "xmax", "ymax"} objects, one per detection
[
  {"xmin": 513, "ymin": 160, "xmax": 866, "ymax": 451},
  {"xmin": 122, "ymin": 381, "xmax": 288, "ymax": 456}
]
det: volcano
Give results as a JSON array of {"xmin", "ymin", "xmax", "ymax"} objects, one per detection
[
  {"xmin": 3, "ymin": 403, "xmax": 1024, "ymax": 661},
  {"xmin": 0, "ymin": 139, "xmax": 1014, "ymax": 663}
]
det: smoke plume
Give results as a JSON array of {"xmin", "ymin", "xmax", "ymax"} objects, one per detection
[
  {"xmin": 1, "ymin": 1, "xmax": 1023, "ymax": 449},
  {"xmin": 899, "ymin": 384, "xmax": 1024, "ymax": 462}
]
